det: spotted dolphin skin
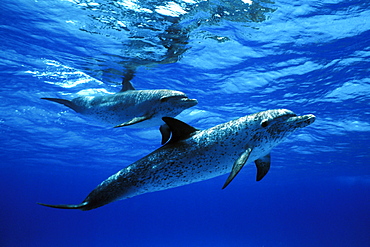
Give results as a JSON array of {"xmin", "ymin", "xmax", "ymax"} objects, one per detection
[
  {"xmin": 42, "ymin": 80, "xmax": 198, "ymax": 128},
  {"xmin": 38, "ymin": 109, "xmax": 315, "ymax": 211}
]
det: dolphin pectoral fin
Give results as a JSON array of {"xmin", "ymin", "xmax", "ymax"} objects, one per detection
[
  {"xmin": 114, "ymin": 116, "xmax": 150, "ymax": 128},
  {"xmin": 222, "ymin": 147, "xmax": 253, "ymax": 189},
  {"xmin": 37, "ymin": 201, "xmax": 88, "ymax": 210},
  {"xmin": 41, "ymin": 98, "xmax": 80, "ymax": 112},
  {"xmin": 255, "ymin": 154, "xmax": 271, "ymax": 181}
]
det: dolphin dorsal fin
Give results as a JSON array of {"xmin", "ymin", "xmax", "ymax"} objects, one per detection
[
  {"xmin": 159, "ymin": 124, "xmax": 171, "ymax": 145},
  {"xmin": 120, "ymin": 80, "xmax": 135, "ymax": 92},
  {"xmin": 120, "ymin": 68, "xmax": 136, "ymax": 92},
  {"xmin": 162, "ymin": 117, "xmax": 198, "ymax": 144}
]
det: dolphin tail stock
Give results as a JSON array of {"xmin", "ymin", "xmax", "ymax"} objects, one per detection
[
  {"xmin": 37, "ymin": 201, "xmax": 89, "ymax": 210},
  {"xmin": 41, "ymin": 98, "xmax": 81, "ymax": 112}
]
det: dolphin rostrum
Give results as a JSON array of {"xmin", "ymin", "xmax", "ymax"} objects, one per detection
[
  {"xmin": 41, "ymin": 80, "xmax": 198, "ymax": 128},
  {"xmin": 38, "ymin": 109, "xmax": 315, "ymax": 210}
]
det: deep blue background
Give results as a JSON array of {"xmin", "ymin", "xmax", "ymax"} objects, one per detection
[{"xmin": 1, "ymin": 0, "xmax": 369, "ymax": 246}]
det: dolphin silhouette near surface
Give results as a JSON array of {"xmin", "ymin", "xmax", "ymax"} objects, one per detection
[
  {"xmin": 38, "ymin": 109, "xmax": 316, "ymax": 210},
  {"xmin": 42, "ymin": 80, "xmax": 198, "ymax": 128}
]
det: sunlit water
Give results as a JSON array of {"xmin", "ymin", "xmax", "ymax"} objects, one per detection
[{"xmin": 1, "ymin": 0, "xmax": 369, "ymax": 246}]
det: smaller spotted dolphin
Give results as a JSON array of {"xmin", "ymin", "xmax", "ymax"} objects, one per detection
[
  {"xmin": 38, "ymin": 109, "xmax": 315, "ymax": 210},
  {"xmin": 42, "ymin": 80, "xmax": 197, "ymax": 128}
]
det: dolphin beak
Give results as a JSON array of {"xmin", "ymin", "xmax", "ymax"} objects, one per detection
[
  {"xmin": 185, "ymin": 98, "xmax": 198, "ymax": 107},
  {"xmin": 290, "ymin": 114, "xmax": 316, "ymax": 128}
]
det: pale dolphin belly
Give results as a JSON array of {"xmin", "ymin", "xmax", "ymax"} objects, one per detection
[{"xmin": 104, "ymin": 134, "xmax": 271, "ymax": 201}]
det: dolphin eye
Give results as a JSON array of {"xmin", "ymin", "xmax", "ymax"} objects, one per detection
[
  {"xmin": 160, "ymin": 97, "xmax": 170, "ymax": 102},
  {"xmin": 160, "ymin": 96, "xmax": 175, "ymax": 102},
  {"xmin": 261, "ymin": 120, "xmax": 269, "ymax": 128}
]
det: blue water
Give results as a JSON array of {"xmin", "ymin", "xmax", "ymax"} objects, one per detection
[{"xmin": 1, "ymin": 0, "xmax": 369, "ymax": 246}]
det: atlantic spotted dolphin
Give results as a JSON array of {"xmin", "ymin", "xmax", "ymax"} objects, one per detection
[
  {"xmin": 38, "ymin": 109, "xmax": 315, "ymax": 210},
  {"xmin": 42, "ymin": 80, "xmax": 197, "ymax": 128}
]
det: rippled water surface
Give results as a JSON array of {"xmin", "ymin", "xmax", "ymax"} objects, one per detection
[{"xmin": 1, "ymin": 0, "xmax": 369, "ymax": 246}]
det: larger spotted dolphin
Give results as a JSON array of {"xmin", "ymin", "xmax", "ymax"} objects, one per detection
[
  {"xmin": 42, "ymin": 80, "xmax": 197, "ymax": 128},
  {"xmin": 38, "ymin": 109, "xmax": 315, "ymax": 210}
]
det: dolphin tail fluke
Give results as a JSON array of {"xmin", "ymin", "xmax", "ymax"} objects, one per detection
[
  {"xmin": 37, "ymin": 201, "xmax": 89, "ymax": 210},
  {"xmin": 41, "ymin": 98, "xmax": 80, "ymax": 112}
]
